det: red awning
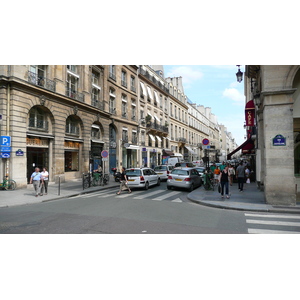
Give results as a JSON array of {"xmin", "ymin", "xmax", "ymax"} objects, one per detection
[
  {"xmin": 245, "ymin": 100, "xmax": 255, "ymax": 126},
  {"xmin": 227, "ymin": 138, "xmax": 254, "ymax": 160},
  {"xmin": 245, "ymin": 100, "xmax": 255, "ymax": 110}
]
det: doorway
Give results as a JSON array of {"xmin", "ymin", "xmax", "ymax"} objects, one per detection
[{"xmin": 27, "ymin": 147, "xmax": 49, "ymax": 183}]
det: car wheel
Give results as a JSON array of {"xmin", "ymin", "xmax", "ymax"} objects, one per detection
[
  {"xmin": 188, "ymin": 183, "xmax": 194, "ymax": 192},
  {"xmin": 144, "ymin": 181, "xmax": 149, "ymax": 190},
  {"xmin": 157, "ymin": 178, "xmax": 161, "ymax": 186}
]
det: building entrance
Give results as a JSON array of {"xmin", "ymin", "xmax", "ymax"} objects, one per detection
[{"xmin": 27, "ymin": 147, "xmax": 49, "ymax": 183}]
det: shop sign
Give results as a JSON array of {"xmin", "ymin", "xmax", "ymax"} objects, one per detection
[
  {"xmin": 142, "ymin": 148, "xmax": 147, "ymax": 152},
  {"xmin": 273, "ymin": 134, "xmax": 286, "ymax": 146},
  {"xmin": 245, "ymin": 109, "xmax": 255, "ymax": 126},
  {"xmin": 16, "ymin": 149, "xmax": 24, "ymax": 156}
]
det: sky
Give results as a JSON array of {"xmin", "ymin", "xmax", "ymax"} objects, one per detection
[{"xmin": 163, "ymin": 65, "xmax": 246, "ymax": 146}]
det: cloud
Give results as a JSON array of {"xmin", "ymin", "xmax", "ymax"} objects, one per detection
[
  {"xmin": 222, "ymin": 88, "xmax": 245, "ymax": 106},
  {"xmin": 165, "ymin": 66, "xmax": 203, "ymax": 87}
]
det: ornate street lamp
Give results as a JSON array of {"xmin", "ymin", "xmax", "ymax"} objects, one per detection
[{"xmin": 236, "ymin": 65, "xmax": 243, "ymax": 83}]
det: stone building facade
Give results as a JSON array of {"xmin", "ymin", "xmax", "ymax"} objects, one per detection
[
  {"xmin": 0, "ymin": 65, "xmax": 233, "ymax": 189},
  {"xmin": 244, "ymin": 65, "xmax": 300, "ymax": 205}
]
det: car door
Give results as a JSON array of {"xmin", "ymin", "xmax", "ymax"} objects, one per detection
[
  {"xmin": 191, "ymin": 169, "xmax": 201, "ymax": 187},
  {"xmin": 149, "ymin": 169, "xmax": 158, "ymax": 185}
]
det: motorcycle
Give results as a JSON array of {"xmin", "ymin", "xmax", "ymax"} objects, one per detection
[{"xmin": 111, "ymin": 168, "xmax": 121, "ymax": 182}]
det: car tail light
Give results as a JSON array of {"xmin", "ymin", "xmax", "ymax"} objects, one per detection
[
  {"xmin": 167, "ymin": 170, "xmax": 170, "ymax": 174},
  {"xmin": 184, "ymin": 178, "xmax": 191, "ymax": 181},
  {"xmin": 140, "ymin": 176, "xmax": 145, "ymax": 181},
  {"xmin": 168, "ymin": 175, "xmax": 172, "ymax": 179}
]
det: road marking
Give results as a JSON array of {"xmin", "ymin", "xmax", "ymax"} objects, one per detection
[
  {"xmin": 248, "ymin": 228, "xmax": 300, "ymax": 234},
  {"xmin": 152, "ymin": 191, "xmax": 181, "ymax": 201},
  {"xmin": 245, "ymin": 213, "xmax": 300, "ymax": 219},
  {"xmin": 171, "ymin": 198, "xmax": 183, "ymax": 203},
  {"xmin": 246, "ymin": 219, "xmax": 300, "ymax": 227},
  {"xmin": 133, "ymin": 189, "xmax": 164, "ymax": 199},
  {"xmin": 82, "ymin": 191, "xmax": 113, "ymax": 198}
]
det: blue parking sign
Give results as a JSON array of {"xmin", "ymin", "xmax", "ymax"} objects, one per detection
[{"xmin": 0, "ymin": 136, "xmax": 11, "ymax": 147}]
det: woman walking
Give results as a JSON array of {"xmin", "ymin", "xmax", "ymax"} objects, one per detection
[
  {"xmin": 116, "ymin": 167, "xmax": 132, "ymax": 195},
  {"xmin": 228, "ymin": 164, "xmax": 235, "ymax": 186},
  {"xmin": 219, "ymin": 165, "xmax": 230, "ymax": 199},
  {"xmin": 40, "ymin": 167, "xmax": 49, "ymax": 195}
]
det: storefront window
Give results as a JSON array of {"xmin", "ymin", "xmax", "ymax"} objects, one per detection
[{"xmin": 65, "ymin": 151, "xmax": 79, "ymax": 172}]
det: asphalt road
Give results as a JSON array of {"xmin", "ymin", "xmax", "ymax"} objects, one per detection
[{"xmin": 1, "ymin": 182, "xmax": 300, "ymax": 234}]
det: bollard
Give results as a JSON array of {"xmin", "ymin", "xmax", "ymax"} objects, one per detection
[{"xmin": 58, "ymin": 176, "xmax": 61, "ymax": 196}]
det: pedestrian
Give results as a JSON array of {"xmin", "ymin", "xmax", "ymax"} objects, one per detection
[
  {"xmin": 219, "ymin": 165, "xmax": 230, "ymax": 199},
  {"xmin": 245, "ymin": 166, "xmax": 250, "ymax": 184},
  {"xmin": 116, "ymin": 167, "xmax": 132, "ymax": 195},
  {"xmin": 214, "ymin": 166, "xmax": 221, "ymax": 184},
  {"xmin": 228, "ymin": 164, "xmax": 235, "ymax": 186},
  {"xmin": 40, "ymin": 167, "xmax": 49, "ymax": 196},
  {"xmin": 236, "ymin": 162, "xmax": 245, "ymax": 192},
  {"xmin": 29, "ymin": 167, "xmax": 42, "ymax": 197}
]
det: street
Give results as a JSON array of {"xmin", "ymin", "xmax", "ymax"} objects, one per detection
[{"xmin": 1, "ymin": 181, "xmax": 300, "ymax": 234}]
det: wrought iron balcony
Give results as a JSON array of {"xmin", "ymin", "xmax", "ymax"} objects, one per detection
[
  {"xmin": 28, "ymin": 118, "xmax": 48, "ymax": 131},
  {"xmin": 179, "ymin": 137, "xmax": 187, "ymax": 143},
  {"xmin": 28, "ymin": 71, "xmax": 56, "ymax": 92},
  {"xmin": 65, "ymin": 87, "xmax": 85, "ymax": 102},
  {"xmin": 92, "ymin": 99, "xmax": 104, "ymax": 110},
  {"xmin": 146, "ymin": 121, "xmax": 168, "ymax": 133}
]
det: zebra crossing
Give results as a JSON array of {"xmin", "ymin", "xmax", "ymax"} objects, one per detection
[
  {"xmin": 245, "ymin": 213, "xmax": 300, "ymax": 234},
  {"xmin": 76, "ymin": 188, "xmax": 183, "ymax": 203}
]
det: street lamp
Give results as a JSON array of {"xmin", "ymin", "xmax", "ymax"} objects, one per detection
[{"xmin": 236, "ymin": 65, "xmax": 243, "ymax": 83}]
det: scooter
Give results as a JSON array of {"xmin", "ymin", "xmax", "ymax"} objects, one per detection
[{"xmin": 111, "ymin": 168, "xmax": 121, "ymax": 182}]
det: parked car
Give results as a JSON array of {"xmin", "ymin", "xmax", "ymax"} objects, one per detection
[
  {"xmin": 125, "ymin": 168, "xmax": 160, "ymax": 190},
  {"xmin": 174, "ymin": 162, "xmax": 195, "ymax": 168},
  {"xmin": 153, "ymin": 165, "xmax": 174, "ymax": 181},
  {"xmin": 167, "ymin": 167, "xmax": 202, "ymax": 192},
  {"xmin": 194, "ymin": 167, "xmax": 205, "ymax": 184}
]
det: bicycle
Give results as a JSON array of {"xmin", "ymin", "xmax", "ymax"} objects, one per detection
[
  {"xmin": 102, "ymin": 173, "xmax": 109, "ymax": 185},
  {"xmin": 0, "ymin": 176, "xmax": 16, "ymax": 190},
  {"xmin": 92, "ymin": 172, "xmax": 103, "ymax": 186},
  {"xmin": 203, "ymin": 173, "xmax": 214, "ymax": 191}
]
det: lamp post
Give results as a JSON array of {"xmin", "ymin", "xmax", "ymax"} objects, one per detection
[{"xmin": 236, "ymin": 65, "xmax": 243, "ymax": 83}]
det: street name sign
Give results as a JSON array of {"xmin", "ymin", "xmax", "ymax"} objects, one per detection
[{"xmin": 273, "ymin": 134, "xmax": 286, "ymax": 146}]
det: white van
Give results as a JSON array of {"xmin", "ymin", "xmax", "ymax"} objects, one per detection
[{"xmin": 166, "ymin": 157, "xmax": 184, "ymax": 166}]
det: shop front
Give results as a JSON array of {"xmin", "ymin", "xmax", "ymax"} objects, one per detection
[{"xmin": 64, "ymin": 139, "xmax": 82, "ymax": 180}]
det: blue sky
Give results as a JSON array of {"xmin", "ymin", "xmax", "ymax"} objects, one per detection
[{"xmin": 163, "ymin": 65, "xmax": 246, "ymax": 145}]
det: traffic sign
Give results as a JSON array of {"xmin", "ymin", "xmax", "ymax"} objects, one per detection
[
  {"xmin": 1, "ymin": 152, "xmax": 10, "ymax": 158},
  {"xmin": 0, "ymin": 146, "xmax": 11, "ymax": 152},
  {"xmin": 102, "ymin": 157, "xmax": 108, "ymax": 162},
  {"xmin": 101, "ymin": 150, "xmax": 109, "ymax": 158},
  {"xmin": 202, "ymin": 138, "xmax": 209, "ymax": 146},
  {"xmin": 0, "ymin": 136, "xmax": 11, "ymax": 147}
]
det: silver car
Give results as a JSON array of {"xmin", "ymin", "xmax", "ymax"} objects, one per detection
[
  {"xmin": 126, "ymin": 168, "xmax": 160, "ymax": 190},
  {"xmin": 153, "ymin": 165, "xmax": 174, "ymax": 181},
  {"xmin": 167, "ymin": 167, "xmax": 202, "ymax": 192}
]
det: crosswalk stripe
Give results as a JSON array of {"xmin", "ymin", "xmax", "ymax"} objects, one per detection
[
  {"xmin": 248, "ymin": 228, "xmax": 300, "ymax": 234},
  {"xmin": 245, "ymin": 213, "xmax": 300, "ymax": 219},
  {"xmin": 246, "ymin": 219, "xmax": 300, "ymax": 227},
  {"xmin": 82, "ymin": 191, "xmax": 113, "ymax": 198},
  {"xmin": 152, "ymin": 191, "xmax": 181, "ymax": 201},
  {"xmin": 133, "ymin": 189, "xmax": 164, "ymax": 199}
]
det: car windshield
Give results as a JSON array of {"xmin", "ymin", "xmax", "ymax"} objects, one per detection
[
  {"xmin": 171, "ymin": 169, "xmax": 189, "ymax": 176},
  {"xmin": 196, "ymin": 168, "xmax": 205, "ymax": 173},
  {"xmin": 126, "ymin": 169, "xmax": 142, "ymax": 176},
  {"xmin": 154, "ymin": 166, "xmax": 167, "ymax": 171}
]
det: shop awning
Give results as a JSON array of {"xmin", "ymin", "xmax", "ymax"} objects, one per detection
[
  {"xmin": 126, "ymin": 145, "xmax": 139, "ymax": 150},
  {"xmin": 185, "ymin": 146, "xmax": 196, "ymax": 155},
  {"xmin": 163, "ymin": 149, "xmax": 174, "ymax": 156},
  {"xmin": 148, "ymin": 134, "xmax": 155, "ymax": 141},
  {"xmin": 140, "ymin": 82, "xmax": 147, "ymax": 97},
  {"xmin": 155, "ymin": 136, "xmax": 162, "ymax": 142},
  {"xmin": 227, "ymin": 138, "xmax": 254, "ymax": 160},
  {"xmin": 173, "ymin": 152, "xmax": 183, "ymax": 157}
]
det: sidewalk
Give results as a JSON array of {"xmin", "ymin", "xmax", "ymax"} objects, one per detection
[
  {"xmin": 0, "ymin": 175, "xmax": 120, "ymax": 208},
  {"xmin": 188, "ymin": 182, "xmax": 300, "ymax": 214}
]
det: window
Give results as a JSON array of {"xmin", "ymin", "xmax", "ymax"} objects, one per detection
[
  {"xmin": 141, "ymin": 131, "xmax": 145, "ymax": 145},
  {"xmin": 109, "ymin": 88, "xmax": 116, "ymax": 114},
  {"xmin": 109, "ymin": 65, "xmax": 116, "ymax": 80},
  {"xmin": 131, "ymin": 100, "xmax": 136, "ymax": 121},
  {"xmin": 29, "ymin": 65, "xmax": 46, "ymax": 87},
  {"xmin": 67, "ymin": 65, "xmax": 77, "ymax": 72},
  {"xmin": 130, "ymin": 76, "xmax": 136, "ymax": 92},
  {"xmin": 91, "ymin": 125, "xmax": 101, "ymax": 140},
  {"xmin": 66, "ymin": 66, "xmax": 84, "ymax": 101},
  {"xmin": 121, "ymin": 70, "xmax": 127, "ymax": 87},
  {"xmin": 122, "ymin": 94, "xmax": 127, "ymax": 118},
  {"xmin": 132, "ymin": 131, "xmax": 137, "ymax": 144},
  {"xmin": 28, "ymin": 107, "xmax": 48, "ymax": 131},
  {"xmin": 122, "ymin": 129, "xmax": 128, "ymax": 142},
  {"xmin": 66, "ymin": 116, "xmax": 79, "ymax": 136},
  {"xmin": 65, "ymin": 151, "xmax": 79, "ymax": 172}
]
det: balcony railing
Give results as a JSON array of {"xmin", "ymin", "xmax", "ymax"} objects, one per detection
[
  {"xmin": 92, "ymin": 99, "xmax": 104, "ymax": 110},
  {"xmin": 28, "ymin": 118, "xmax": 48, "ymax": 131},
  {"xmin": 179, "ymin": 137, "xmax": 187, "ymax": 143},
  {"xmin": 66, "ymin": 87, "xmax": 85, "ymax": 102},
  {"xmin": 28, "ymin": 71, "xmax": 56, "ymax": 92},
  {"xmin": 146, "ymin": 121, "xmax": 168, "ymax": 133}
]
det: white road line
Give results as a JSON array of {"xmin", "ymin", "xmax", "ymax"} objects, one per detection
[
  {"xmin": 152, "ymin": 191, "xmax": 181, "ymax": 201},
  {"xmin": 248, "ymin": 228, "xmax": 300, "ymax": 234},
  {"xmin": 133, "ymin": 190, "xmax": 165, "ymax": 199},
  {"xmin": 171, "ymin": 198, "xmax": 183, "ymax": 203},
  {"xmin": 246, "ymin": 219, "xmax": 300, "ymax": 227},
  {"xmin": 82, "ymin": 191, "xmax": 113, "ymax": 198},
  {"xmin": 245, "ymin": 213, "xmax": 300, "ymax": 219}
]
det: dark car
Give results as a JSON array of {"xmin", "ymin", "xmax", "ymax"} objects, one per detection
[{"xmin": 174, "ymin": 162, "xmax": 195, "ymax": 168}]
